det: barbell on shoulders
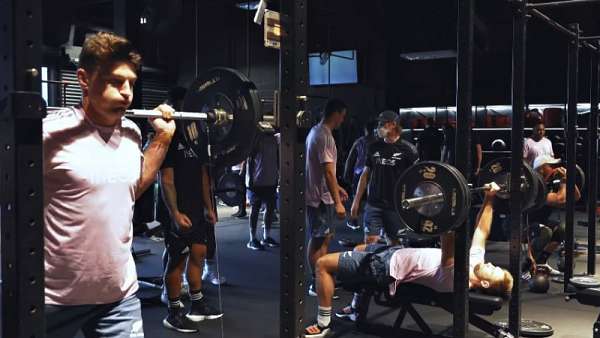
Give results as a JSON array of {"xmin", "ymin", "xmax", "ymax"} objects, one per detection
[{"xmin": 47, "ymin": 67, "xmax": 271, "ymax": 167}]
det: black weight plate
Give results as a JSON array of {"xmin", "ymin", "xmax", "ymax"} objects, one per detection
[
  {"xmin": 570, "ymin": 276, "xmax": 600, "ymax": 289},
  {"xmin": 216, "ymin": 172, "xmax": 245, "ymax": 207},
  {"xmin": 522, "ymin": 161, "xmax": 538, "ymax": 210},
  {"xmin": 181, "ymin": 67, "xmax": 261, "ymax": 167},
  {"xmin": 440, "ymin": 162, "xmax": 471, "ymax": 226},
  {"xmin": 479, "ymin": 157, "xmax": 538, "ymax": 211},
  {"xmin": 530, "ymin": 172, "xmax": 547, "ymax": 211},
  {"xmin": 394, "ymin": 162, "xmax": 470, "ymax": 236},
  {"xmin": 496, "ymin": 320, "xmax": 553, "ymax": 338}
]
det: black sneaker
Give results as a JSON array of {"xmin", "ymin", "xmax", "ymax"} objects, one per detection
[
  {"xmin": 247, "ymin": 239, "xmax": 265, "ymax": 251},
  {"xmin": 187, "ymin": 299, "xmax": 224, "ymax": 322},
  {"xmin": 232, "ymin": 209, "xmax": 247, "ymax": 218},
  {"xmin": 163, "ymin": 308, "xmax": 198, "ymax": 333},
  {"xmin": 346, "ymin": 220, "xmax": 360, "ymax": 231},
  {"xmin": 335, "ymin": 305, "xmax": 359, "ymax": 322},
  {"xmin": 261, "ymin": 237, "xmax": 280, "ymax": 248}
]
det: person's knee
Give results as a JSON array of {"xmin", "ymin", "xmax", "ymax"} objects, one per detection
[
  {"xmin": 364, "ymin": 235, "xmax": 379, "ymax": 245},
  {"xmin": 188, "ymin": 245, "xmax": 207, "ymax": 266},
  {"xmin": 165, "ymin": 257, "xmax": 186, "ymax": 275},
  {"xmin": 316, "ymin": 254, "xmax": 338, "ymax": 275},
  {"xmin": 353, "ymin": 244, "xmax": 368, "ymax": 252}
]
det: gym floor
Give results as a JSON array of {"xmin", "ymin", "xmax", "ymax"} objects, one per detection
[{"xmin": 125, "ymin": 206, "xmax": 598, "ymax": 338}]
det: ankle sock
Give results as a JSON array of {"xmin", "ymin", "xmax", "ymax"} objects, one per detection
[{"xmin": 317, "ymin": 306, "xmax": 332, "ymax": 327}]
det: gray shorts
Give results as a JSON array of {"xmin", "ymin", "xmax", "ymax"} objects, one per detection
[
  {"xmin": 338, "ymin": 244, "xmax": 399, "ymax": 287},
  {"xmin": 306, "ymin": 203, "xmax": 335, "ymax": 238},
  {"xmin": 363, "ymin": 203, "xmax": 405, "ymax": 240},
  {"xmin": 45, "ymin": 295, "xmax": 144, "ymax": 338}
]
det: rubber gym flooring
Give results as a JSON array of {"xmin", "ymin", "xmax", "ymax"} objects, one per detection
[{"xmin": 105, "ymin": 206, "xmax": 598, "ymax": 337}]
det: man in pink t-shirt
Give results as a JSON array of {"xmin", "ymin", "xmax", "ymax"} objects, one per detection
[
  {"xmin": 304, "ymin": 185, "xmax": 514, "ymax": 338},
  {"xmin": 523, "ymin": 121, "xmax": 554, "ymax": 166},
  {"xmin": 44, "ymin": 32, "xmax": 175, "ymax": 338}
]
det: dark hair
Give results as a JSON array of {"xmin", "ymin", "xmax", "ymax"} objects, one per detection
[
  {"xmin": 533, "ymin": 120, "xmax": 545, "ymax": 128},
  {"xmin": 78, "ymin": 32, "xmax": 142, "ymax": 74},
  {"xmin": 323, "ymin": 98, "xmax": 347, "ymax": 119}
]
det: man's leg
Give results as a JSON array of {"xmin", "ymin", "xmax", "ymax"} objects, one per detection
[
  {"xmin": 536, "ymin": 223, "xmax": 564, "ymax": 275},
  {"xmin": 363, "ymin": 204, "xmax": 383, "ymax": 244},
  {"xmin": 247, "ymin": 190, "xmax": 264, "ymax": 250},
  {"xmin": 187, "ymin": 242, "xmax": 224, "ymax": 321},
  {"xmin": 81, "ymin": 295, "xmax": 144, "ymax": 338},
  {"xmin": 315, "ymin": 252, "xmax": 342, "ymax": 308},
  {"xmin": 46, "ymin": 304, "xmax": 97, "ymax": 338},
  {"xmin": 306, "ymin": 204, "xmax": 335, "ymax": 289},
  {"xmin": 186, "ymin": 243, "xmax": 207, "ymax": 293},
  {"xmin": 383, "ymin": 209, "xmax": 405, "ymax": 246},
  {"xmin": 306, "ymin": 249, "xmax": 370, "ymax": 337},
  {"xmin": 262, "ymin": 187, "xmax": 279, "ymax": 247}
]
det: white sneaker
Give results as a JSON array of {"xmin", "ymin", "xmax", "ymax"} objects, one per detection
[
  {"xmin": 202, "ymin": 269, "xmax": 227, "ymax": 286},
  {"xmin": 538, "ymin": 264, "xmax": 562, "ymax": 276}
]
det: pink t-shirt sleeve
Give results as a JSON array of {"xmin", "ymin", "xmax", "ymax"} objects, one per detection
[{"xmin": 317, "ymin": 135, "xmax": 336, "ymax": 164}]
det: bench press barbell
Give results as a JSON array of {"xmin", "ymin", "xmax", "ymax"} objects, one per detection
[
  {"xmin": 394, "ymin": 158, "xmax": 585, "ymax": 236},
  {"xmin": 394, "ymin": 158, "xmax": 539, "ymax": 236}
]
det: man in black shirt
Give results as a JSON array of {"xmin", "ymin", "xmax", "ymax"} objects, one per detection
[
  {"xmin": 160, "ymin": 131, "xmax": 223, "ymax": 332},
  {"xmin": 526, "ymin": 156, "xmax": 581, "ymax": 276},
  {"xmin": 417, "ymin": 118, "xmax": 444, "ymax": 161},
  {"xmin": 441, "ymin": 122, "xmax": 482, "ymax": 179},
  {"xmin": 350, "ymin": 111, "xmax": 418, "ymax": 244}
]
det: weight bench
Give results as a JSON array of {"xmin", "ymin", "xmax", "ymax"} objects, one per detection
[{"xmin": 353, "ymin": 283, "xmax": 512, "ymax": 338}]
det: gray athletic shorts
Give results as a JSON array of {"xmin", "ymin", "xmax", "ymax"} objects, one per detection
[
  {"xmin": 337, "ymin": 244, "xmax": 400, "ymax": 286},
  {"xmin": 45, "ymin": 294, "xmax": 144, "ymax": 338},
  {"xmin": 306, "ymin": 202, "xmax": 336, "ymax": 238}
]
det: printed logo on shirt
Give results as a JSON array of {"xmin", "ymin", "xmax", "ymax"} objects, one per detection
[{"xmin": 177, "ymin": 142, "xmax": 186, "ymax": 150}]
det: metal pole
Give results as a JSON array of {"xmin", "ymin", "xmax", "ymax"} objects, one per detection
[
  {"xmin": 0, "ymin": 0, "xmax": 45, "ymax": 337},
  {"xmin": 587, "ymin": 42, "xmax": 599, "ymax": 275},
  {"xmin": 527, "ymin": 0, "xmax": 600, "ymax": 9},
  {"xmin": 454, "ymin": 0, "xmax": 474, "ymax": 336},
  {"xmin": 279, "ymin": 0, "xmax": 307, "ymax": 337},
  {"xmin": 509, "ymin": 1, "xmax": 527, "ymax": 336},
  {"xmin": 529, "ymin": 9, "xmax": 577, "ymax": 40},
  {"xmin": 565, "ymin": 23, "xmax": 580, "ymax": 291}
]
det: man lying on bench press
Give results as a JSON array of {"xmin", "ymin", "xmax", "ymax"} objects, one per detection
[{"xmin": 304, "ymin": 183, "xmax": 514, "ymax": 338}]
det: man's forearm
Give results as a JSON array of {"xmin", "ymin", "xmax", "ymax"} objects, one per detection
[
  {"xmin": 475, "ymin": 196, "xmax": 494, "ymax": 236},
  {"xmin": 354, "ymin": 171, "xmax": 369, "ymax": 205},
  {"xmin": 137, "ymin": 133, "xmax": 171, "ymax": 199},
  {"xmin": 161, "ymin": 182, "xmax": 179, "ymax": 216}
]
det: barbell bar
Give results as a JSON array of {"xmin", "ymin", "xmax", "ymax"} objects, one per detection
[
  {"xmin": 47, "ymin": 107, "xmax": 233, "ymax": 124},
  {"xmin": 401, "ymin": 183, "xmax": 505, "ymax": 211}
]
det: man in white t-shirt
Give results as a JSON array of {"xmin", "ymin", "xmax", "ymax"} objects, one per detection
[
  {"xmin": 304, "ymin": 184, "xmax": 513, "ymax": 338},
  {"xmin": 523, "ymin": 121, "xmax": 554, "ymax": 166}
]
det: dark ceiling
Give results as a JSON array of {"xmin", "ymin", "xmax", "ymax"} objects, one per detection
[{"xmin": 40, "ymin": 0, "xmax": 600, "ymax": 106}]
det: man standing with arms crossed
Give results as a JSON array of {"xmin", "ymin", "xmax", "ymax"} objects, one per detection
[{"xmin": 306, "ymin": 99, "xmax": 349, "ymax": 297}]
